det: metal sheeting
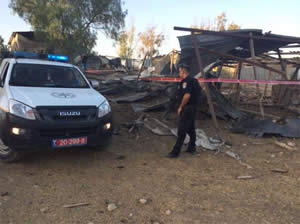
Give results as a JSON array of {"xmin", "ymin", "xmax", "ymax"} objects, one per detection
[
  {"xmin": 208, "ymin": 84, "xmax": 246, "ymax": 120},
  {"xmin": 230, "ymin": 118, "xmax": 300, "ymax": 138},
  {"xmin": 111, "ymin": 92, "xmax": 150, "ymax": 103},
  {"xmin": 131, "ymin": 99, "xmax": 170, "ymax": 113}
]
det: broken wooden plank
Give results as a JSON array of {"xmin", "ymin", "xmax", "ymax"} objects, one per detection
[
  {"xmin": 191, "ymin": 32, "xmax": 222, "ymax": 141},
  {"xmin": 224, "ymin": 151, "xmax": 253, "ymax": 169},
  {"xmin": 274, "ymin": 139, "xmax": 296, "ymax": 151},
  {"xmin": 239, "ymin": 108, "xmax": 281, "ymax": 120},
  {"xmin": 271, "ymin": 168, "xmax": 288, "ymax": 173},
  {"xmin": 249, "ymin": 32, "xmax": 265, "ymax": 118},
  {"xmin": 236, "ymin": 175, "xmax": 254, "ymax": 180},
  {"xmin": 239, "ymin": 161, "xmax": 253, "ymax": 169},
  {"xmin": 63, "ymin": 202, "xmax": 89, "ymax": 208}
]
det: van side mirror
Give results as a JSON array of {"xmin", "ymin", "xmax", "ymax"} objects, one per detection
[{"xmin": 89, "ymin": 80, "xmax": 99, "ymax": 89}]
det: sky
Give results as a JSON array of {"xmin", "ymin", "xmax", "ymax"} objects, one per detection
[{"xmin": 1, "ymin": 0, "xmax": 300, "ymax": 57}]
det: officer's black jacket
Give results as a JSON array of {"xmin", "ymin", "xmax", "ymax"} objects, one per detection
[{"xmin": 179, "ymin": 76, "xmax": 199, "ymax": 106}]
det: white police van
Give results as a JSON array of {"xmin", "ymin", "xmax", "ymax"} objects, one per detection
[{"xmin": 0, "ymin": 52, "xmax": 113, "ymax": 162}]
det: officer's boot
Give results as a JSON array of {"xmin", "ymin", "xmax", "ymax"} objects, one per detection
[
  {"xmin": 185, "ymin": 144, "xmax": 196, "ymax": 154},
  {"xmin": 166, "ymin": 146, "xmax": 180, "ymax": 158}
]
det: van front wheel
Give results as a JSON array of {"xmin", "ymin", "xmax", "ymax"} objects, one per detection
[{"xmin": 0, "ymin": 140, "xmax": 23, "ymax": 163}]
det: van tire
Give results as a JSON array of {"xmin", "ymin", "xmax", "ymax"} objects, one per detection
[{"xmin": 0, "ymin": 140, "xmax": 23, "ymax": 163}]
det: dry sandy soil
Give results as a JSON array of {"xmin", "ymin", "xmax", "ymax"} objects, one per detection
[{"xmin": 0, "ymin": 97, "xmax": 300, "ymax": 224}]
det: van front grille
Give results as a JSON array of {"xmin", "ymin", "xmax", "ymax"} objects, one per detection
[{"xmin": 39, "ymin": 127, "xmax": 97, "ymax": 138}]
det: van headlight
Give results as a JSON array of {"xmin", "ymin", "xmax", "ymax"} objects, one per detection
[
  {"xmin": 98, "ymin": 100, "xmax": 111, "ymax": 118},
  {"xmin": 9, "ymin": 100, "xmax": 36, "ymax": 120}
]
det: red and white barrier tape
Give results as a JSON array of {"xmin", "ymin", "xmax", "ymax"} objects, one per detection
[
  {"xmin": 86, "ymin": 69, "xmax": 116, "ymax": 73},
  {"xmin": 139, "ymin": 77, "xmax": 300, "ymax": 85}
]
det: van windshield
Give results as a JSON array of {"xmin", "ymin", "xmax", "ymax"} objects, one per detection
[{"xmin": 9, "ymin": 64, "xmax": 90, "ymax": 88}]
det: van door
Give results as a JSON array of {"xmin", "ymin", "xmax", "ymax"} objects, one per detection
[{"xmin": 0, "ymin": 62, "xmax": 10, "ymax": 112}]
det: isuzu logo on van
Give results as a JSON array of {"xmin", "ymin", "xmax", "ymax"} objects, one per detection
[
  {"xmin": 59, "ymin": 111, "xmax": 81, "ymax": 116},
  {"xmin": 51, "ymin": 92, "xmax": 76, "ymax": 99}
]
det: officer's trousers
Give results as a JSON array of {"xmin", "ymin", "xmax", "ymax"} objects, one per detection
[{"xmin": 172, "ymin": 105, "xmax": 196, "ymax": 155}]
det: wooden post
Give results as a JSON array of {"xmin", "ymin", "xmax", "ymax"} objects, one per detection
[
  {"xmin": 229, "ymin": 63, "xmax": 240, "ymax": 99},
  {"xmin": 276, "ymin": 49, "xmax": 289, "ymax": 105},
  {"xmin": 216, "ymin": 60, "xmax": 224, "ymax": 77},
  {"xmin": 291, "ymin": 65, "xmax": 300, "ymax": 80},
  {"xmin": 191, "ymin": 32, "xmax": 221, "ymax": 138},
  {"xmin": 263, "ymin": 70, "xmax": 271, "ymax": 97},
  {"xmin": 170, "ymin": 50, "xmax": 174, "ymax": 75},
  {"xmin": 137, "ymin": 53, "xmax": 148, "ymax": 80},
  {"xmin": 234, "ymin": 62, "xmax": 243, "ymax": 104},
  {"xmin": 276, "ymin": 49, "xmax": 288, "ymax": 80},
  {"xmin": 195, "ymin": 46, "xmax": 286, "ymax": 76},
  {"xmin": 249, "ymin": 32, "xmax": 265, "ymax": 118}
]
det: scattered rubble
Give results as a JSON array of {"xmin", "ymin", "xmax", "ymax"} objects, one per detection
[
  {"xmin": 107, "ymin": 203, "xmax": 118, "ymax": 211},
  {"xmin": 40, "ymin": 207, "xmax": 49, "ymax": 213},
  {"xmin": 165, "ymin": 209, "xmax": 172, "ymax": 215},
  {"xmin": 139, "ymin": 198, "xmax": 147, "ymax": 204},
  {"xmin": 287, "ymin": 141, "xmax": 296, "ymax": 147},
  {"xmin": 1, "ymin": 192, "xmax": 9, "ymax": 197}
]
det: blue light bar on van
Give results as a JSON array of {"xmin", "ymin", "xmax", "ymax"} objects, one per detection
[
  {"xmin": 13, "ymin": 51, "xmax": 38, "ymax": 58},
  {"xmin": 47, "ymin": 54, "xmax": 68, "ymax": 62}
]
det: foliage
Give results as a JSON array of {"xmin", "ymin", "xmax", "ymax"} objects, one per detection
[
  {"xmin": 192, "ymin": 12, "xmax": 241, "ymax": 31},
  {"xmin": 0, "ymin": 35, "xmax": 9, "ymax": 51},
  {"xmin": 216, "ymin": 12, "xmax": 227, "ymax": 31},
  {"xmin": 227, "ymin": 22, "xmax": 241, "ymax": 30},
  {"xmin": 117, "ymin": 20, "xmax": 135, "ymax": 59},
  {"xmin": 9, "ymin": 0, "xmax": 127, "ymax": 58},
  {"xmin": 138, "ymin": 25, "xmax": 165, "ymax": 58},
  {"xmin": 0, "ymin": 35, "xmax": 5, "ymax": 49}
]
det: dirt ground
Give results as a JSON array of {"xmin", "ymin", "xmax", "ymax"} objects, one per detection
[{"xmin": 1, "ymin": 95, "xmax": 300, "ymax": 224}]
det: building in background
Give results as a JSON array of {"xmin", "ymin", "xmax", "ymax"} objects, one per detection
[{"xmin": 8, "ymin": 31, "xmax": 46, "ymax": 53}]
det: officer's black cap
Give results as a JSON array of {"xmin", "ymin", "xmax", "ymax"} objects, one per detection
[{"xmin": 178, "ymin": 63, "xmax": 190, "ymax": 71}]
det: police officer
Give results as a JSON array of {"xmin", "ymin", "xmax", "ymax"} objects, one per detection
[
  {"xmin": 82, "ymin": 54, "xmax": 88, "ymax": 71},
  {"xmin": 167, "ymin": 63, "xmax": 200, "ymax": 158}
]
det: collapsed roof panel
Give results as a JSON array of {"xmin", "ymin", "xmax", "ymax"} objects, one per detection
[{"xmin": 177, "ymin": 28, "xmax": 300, "ymax": 76}]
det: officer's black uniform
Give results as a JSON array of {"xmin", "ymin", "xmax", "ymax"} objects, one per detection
[{"xmin": 169, "ymin": 75, "xmax": 199, "ymax": 157}]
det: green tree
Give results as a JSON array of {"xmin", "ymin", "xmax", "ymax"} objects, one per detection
[
  {"xmin": 0, "ymin": 35, "xmax": 8, "ymax": 51},
  {"xmin": 138, "ymin": 25, "xmax": 165, "ymax": 58},
  {"xmin": 0, "ymin": 35, "xmax": 5, "ymax": 49},
  {"xmin": 117, "ymin": 20, "xmax": 135, "ymax": 59},
  {"xmin": 9, "ymin": 0, "xmax": 127, "ymax": 59}
]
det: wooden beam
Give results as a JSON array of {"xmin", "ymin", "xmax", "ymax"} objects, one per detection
[
  {"xmin": 259, "ymin": 54, "xmax": 300, "ymax": 66},
  {"xmin": 239, "ymin": 108, "xmax": 280, "ymax": 120},
  {"xmin": 234, "ymin": 62, "xmax": 243, "ymax": 104},
  {"xmin": 229, "ymin": 63, "xmax": 240, "ymax": 98},
  {"xmin": 276, "ymin": 49, "xmax": 288, "ymax": 80},
  {"xmin": 137, "ymin": 53, "xmax": 148, "ymax": 80},
  {"xmin": 266, "ymin": 51, "xmax": 300, "ymax": 55},
  {"xmin": 263, "ymin": 70, "xmax": 272, "ymax": 97},
  {"xmin": 216, "ymin": 60, "xmax": 224, "ymax": 77},
  {"xmin": 196, "ymin": 46, "xmax": 287, "ymax": 77},
  {"xmin": 191, "ymin": 32, "xmax": 222, "ymax": 139},
  {"xmin": 280, "ymin": 44, "xmax": 300, "ymax": 48},
  {"xmin": 249, "ymin": 32, "xmax": 265, "ymax": 118}
]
